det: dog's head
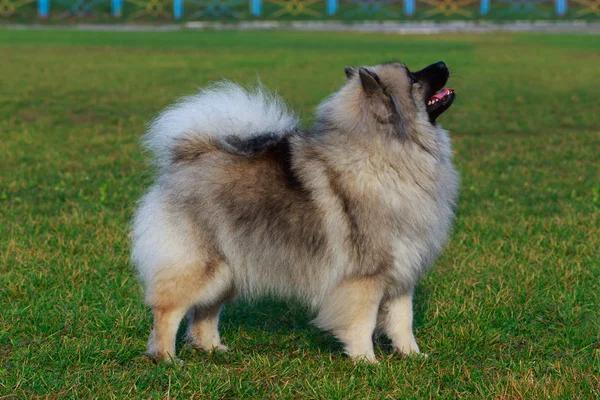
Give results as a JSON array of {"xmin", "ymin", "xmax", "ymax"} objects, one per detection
[{"xmin": 322, "ymin": 61, "xmax": 454, "ymax": 138}]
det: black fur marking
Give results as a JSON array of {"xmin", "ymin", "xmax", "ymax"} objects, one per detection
[
  {"xmin": 222, "ymin": 132, "xmax": 306, "ymax": 192},
  {"xmin": 359, "ymin": 68, "xmax": 383, "ymax": 94},
  {"xmin": 412, "ymin": 62, "xmax": 451, "ymax": 123},
  {"xmin": 269, "ymin": 135, "xmax": 304, "ymax": 191},
  {"xmin": 387, "ymin": 95, "xmax": 408, "ymax": 141},
  {"xmin": 222, "ymin": 132, "xmax": 282, "ymax": 156},
  {"xmin": 324, "ymin": 166, "xmax": 362, "ymax": 257}
]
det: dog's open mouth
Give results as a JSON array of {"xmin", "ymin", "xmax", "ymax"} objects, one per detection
[{"xmin": 426, "ymin": 88, "xmax": 455, "ymax": 122}]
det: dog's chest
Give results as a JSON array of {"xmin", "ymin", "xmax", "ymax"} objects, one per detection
[{"xmin": 360, "ymin": 157, "xmax": 457, "ymax": 273}]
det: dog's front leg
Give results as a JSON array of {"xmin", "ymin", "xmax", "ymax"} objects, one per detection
[
  {"xmin": 378, "ymin": 289, "xmax": 422, "ymax": 356},
  {"xmin": 314, "ymin": 278, "xmax": 384, "ymax": 363}
]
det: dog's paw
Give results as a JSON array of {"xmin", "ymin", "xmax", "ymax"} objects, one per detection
[
  {"xmin": 211, "ymin": 344, "xmax": 229, "ymax": 352},
  {"xmin": 191, "ymin": 341, "xmax": 229, "ymax": 352},
  {"xmin": 392, "ymin": 337, "xmax": 421, "ymax": 357},
  {"xmin": 348, "ymin": 352, "xmax": 378, "ymax": 365},
  {"xmin": 146, "ymin": 351, "xmax": 183, "ymax": 364}
]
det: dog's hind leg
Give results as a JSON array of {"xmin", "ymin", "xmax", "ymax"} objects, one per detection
[
  {"xmin": 145, "ymin": 258, "xmax": 234, "ymax": 362},
  {"xmin": 378, "ymin": 289, "xmax": 421, "ymax": 356},
  {"xmin": 147, "ymin": 306, "xmax": 188, "ymax": 363},
  {"xmin": 186, "ymin": 303, "xmax": 228, "ymax": 352},
  {"xmin": 314, "ymin": 278, "xmax": 384, "ymax": 363}
]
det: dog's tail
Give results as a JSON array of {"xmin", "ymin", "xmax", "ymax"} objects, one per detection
[{"xmin": 143, "ymin": 81, "xmax": 299, "ymax": 168}]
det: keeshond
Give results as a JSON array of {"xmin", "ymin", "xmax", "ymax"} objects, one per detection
[{"xmin": 131, "ymin": 61, "xmax": 459, "ymax": 363}]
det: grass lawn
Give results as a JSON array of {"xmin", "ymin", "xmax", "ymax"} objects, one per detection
[{"xmin": 0, "ymin": 29, "xmax": 598, "ymax": 398}]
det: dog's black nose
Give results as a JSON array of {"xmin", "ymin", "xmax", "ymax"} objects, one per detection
[{"xmin": 435, "ymin": 61, "xmax": 447, "ymax": 70}]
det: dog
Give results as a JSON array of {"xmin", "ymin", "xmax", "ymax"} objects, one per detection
[{"xmin": 131, "ymin": 61, "xmax": 459, "ymax": 363}]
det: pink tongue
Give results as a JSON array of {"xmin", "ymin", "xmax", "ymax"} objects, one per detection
[{"xmin": 430, "ymin": 88, "xmax": 453, "ymax": 101}]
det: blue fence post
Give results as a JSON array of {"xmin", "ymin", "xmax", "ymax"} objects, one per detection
[
  {"xmin": 38, "ymin": 0, "xmax": 49, "ymax": 17},
  {"xmin": 174, "ymin": 0, "xmax": 183, "ymax": 19},
  {"xmin": 404, "ymin": 0, "xmax": 415, "ymax": 16},
  {"xmin": 251, "ymin": 0, "xmax": 262, "ymax": 16},
  {"xmin": 111, "ymin": 0, "xmax": 123, "ymax": 16},
  {"xmin": 555, "ymin": 0, "xmax": 566, "ymax": 16},
  {"xmin": 326, "ymin": 0, "xmax": 337, "ymax": 15},
  {"xmin": 480, "ymin": 0, "xmax": 489, "ymax": 15}
]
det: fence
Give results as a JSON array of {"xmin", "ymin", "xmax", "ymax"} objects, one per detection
[{"xmin": 1, "ymin": 0, "xmax": 598, "ymax": 20}]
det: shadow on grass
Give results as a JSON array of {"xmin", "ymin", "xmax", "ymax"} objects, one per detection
[
  {"xmin": 172, "ymin": 285, "xmax": 432, "ymax": 359},
  {"xmin": 413, "ymin": 285, "xmax": 431, "ymax": 331},
  {"xmin": 173, "ymin": 298, "xmax": 342, "ymax": 358}
]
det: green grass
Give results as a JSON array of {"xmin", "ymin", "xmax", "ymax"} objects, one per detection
[{"xmin": 1, "ymin": 29, "xmax": 599, "ymax": 398}]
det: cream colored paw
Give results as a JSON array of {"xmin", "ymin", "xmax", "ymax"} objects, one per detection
[
  {"xmin": 347, "ymin": 350, "xmax": 378, "ymax": 364},
  {"xmin": 190, "ymin": 338, "xmax": 228, "ymax": 352},
  {"xmin": 393, "ymin": 337, "xmax": 421, "ymax": 356},
  {"xmin": 211, "ymin": 344, "xmax": 229, "ymax": 352},
  {"xmin": 146, "ymin": 351, "xmax": 182, "ymax": 364}
]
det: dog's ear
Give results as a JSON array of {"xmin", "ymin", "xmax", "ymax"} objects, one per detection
[
  {"xmin": 344, "ymin": 66, "xmax": 357, "ymax": 79},
  {"xmin": 358, "ymin": 67, "xmax": 382, "ymax": 94}
]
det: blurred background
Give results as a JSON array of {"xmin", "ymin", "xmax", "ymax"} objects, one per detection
[{"xmin": 1, "ymin": 0, "xmax": 599, "ymax": 21}]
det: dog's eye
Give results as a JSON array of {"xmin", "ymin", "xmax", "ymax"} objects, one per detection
[{"xmin": 409, "ymin": 75, "xmax": 417, "ymax": 85}]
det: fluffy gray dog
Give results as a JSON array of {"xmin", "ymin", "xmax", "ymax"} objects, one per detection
[{"xmin": 131, "ymin": 61, "xmax": 459, "ymax": 363}]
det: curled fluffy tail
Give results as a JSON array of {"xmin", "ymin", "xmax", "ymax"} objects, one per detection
[{"xmin": 144, "ymin": 81, "xmax": 299, "ymax": 168}]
